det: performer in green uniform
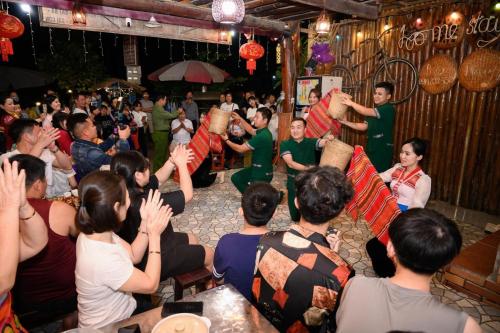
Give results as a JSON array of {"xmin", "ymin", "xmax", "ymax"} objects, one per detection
[
  {"xmin": 152, "ymin": 96, "xmax": 179, "ymax": 172},
  {"xmin": 280, "ymin": 117, "xmax": 333, "ymax": 221},
  {"xmin": 221, "ymin": 107, "xmax": 273, "ymax": 194},
  {"xmin": 339, "ymin": 82, "xmax": 395, "ymax": 172}
]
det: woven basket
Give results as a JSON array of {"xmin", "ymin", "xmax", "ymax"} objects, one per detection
[
  {"xmin": 208, "ymin": 108, "xmax": 231, "ymax": 135},
  {"xmin": 327, "ymin": 92, "xmax": 351, "ymax": 119},
  {"xmin": 459, "ymin": 49, "xmax": 500, "ymax": 92},
  {"xmin": 419, "ymin": 54, "xmax": 458, "ymax": 94},
  {"xmin": 319, "ymin": 139, "xmax": 354, "ymax": 171}
]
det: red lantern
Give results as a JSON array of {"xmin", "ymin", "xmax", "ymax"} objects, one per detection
[
  {"xmin": 239, "ymin": 40, "xmax": 265, "ymax": 75},
  {"xmin": 0, "ymin": 11, "xmax": 24, "ymax": 62}
]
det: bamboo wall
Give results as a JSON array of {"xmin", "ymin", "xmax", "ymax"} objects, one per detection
[{"xmin": 331, "ymin": 6, "xmax": 499, "ymax": 215}]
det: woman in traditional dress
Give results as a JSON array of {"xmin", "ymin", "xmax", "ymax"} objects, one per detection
[
  {"xmin": 0, "ymin": 96, "xmax": 20, "ymax": 153},
  {"xmin": 301, "ymin": 88, "xmax": 321, "ymax": 120},
  {"xmin": 367, "ymin": 137, "xmax": 431, "ymax": 277}
]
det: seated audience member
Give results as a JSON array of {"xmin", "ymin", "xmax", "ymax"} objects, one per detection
[
  {"xmin": 0, "ymin": 158, "xmax": 48, "ymax": 332},
  {"xmin": 170, "ymin": 107, "xmax": 193, "ymax": 151},
  {"xmin": 10, "ymin": 155, "xmax": 78, "ymax": 330},
  {"xmin": 75, "ymin": 171, "xmax": 172, "ymax": 328},
  {"xmin": 253, "ymin": 166, "xmax": 353, "ymax": 332},
  {"xmin": 213, "ymin": 182, "xmax": 279, "ymax": 300},
  {"xmin": 246, "ymin": 96, "xmax": 264, "ymax": 125},
  {"xmin": 52, "ymin": 112, "xmax": 73, "ymax": 156},
  {"xmin": 0, "ymin": 119, "xmax": 75, "ymax": 198},
  {"xmin": 68, "ymin": 113, "xmax": 130, "ymax": 178},
  {"xmin": 336, "ymin": 209, "xmax": 481, "ymax": 333},
  {"xmin": 111, "ymin": 146, "xmax": 213, "ymax": 279}
]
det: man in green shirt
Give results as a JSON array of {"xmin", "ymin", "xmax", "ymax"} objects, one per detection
[
  {"xmin": 221, "ymin": 107, "xmax": 273, "ymax": 194},
  {"xmin": 340, "ymin": 81, "xmax": 395, "ymax": 172},
  {"xmin": 280, "ymin": 117, "xmax": 333, "ymax": 221},
  {"xmin": 152, "ymin": 95, "xmax": 179, "ymax": 171}
]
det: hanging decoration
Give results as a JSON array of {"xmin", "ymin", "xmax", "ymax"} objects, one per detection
[
  {"xmin": 228, "ymin": 43, "xmax": 231, "ymax": 56},
  {"xmin": 157, "ymin": 38, "xmax": 160, "ymax": 49},
  {"xmin": 0, "ymin": 10, "xmax": 24, "ymax": 62},
  {"xmin": 68, "ymin": 29, "xmax": 71, "ymax": 41},
  {"xmin": 82, "ymin": 30, "xmax": 88, "ymax": 63},
  {"xmin": 265, "ymin": 39, "xmax": 269, "ymax": 71},
  {"xmin": 216, "ymin": 42, "xmax": 219, "ymax": 60},
  {"xmin": 98, "ymin": 31, "xmax": 103, "ymax": 56},
  {"xmin": 206, "ymin": 42, "xmax": 209, "ymax": 61},
  {"xmin": 276, "ymin": 44, "xmax": 281, "ymax": 64},
  {"xmin": 26, "ymin": 9, "xmax": 36, "ymax": 64},
  {"xmin": 315, "ymin": 10, "xmax": 331, "ymax": 35},
  {"xmin": 239, "ymin": 39, "xmax": 265, "ymax": 75},
  {"xmin": 114, "ymin": 34, "xmax": 118, "ymax": 47},
  {"xmin": 237, "ymin": 33, "xmax": 241, "ymax": 68},
  {"xmin": 72, "ymin": 2, "xmax": 87, "ymax": 26},
  {"xmin": 48, "ymin": 27, "xmax": 54, "ymax": 55},
  {"xmin": 212, "ymin": 0, "xmax": 245, "ymax": 24},
  {"xmin": 196, "ymin": 42, "xmax": 199, "ymax": 55},
  {"xmin": 144, "ymin": 37, "xmax": 148, "ymax": 56},
  {"xmin": 169, "ymin": 39, "xmax": 172, "ymax": 62},
  {"xmin": 182, "ymin": 40, "xmax": 186, "ymax": 60}
]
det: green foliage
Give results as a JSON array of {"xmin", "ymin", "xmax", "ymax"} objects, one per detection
[{"xmin": 38, "ymin": 40, "xmax": 106, "ymax": 91}]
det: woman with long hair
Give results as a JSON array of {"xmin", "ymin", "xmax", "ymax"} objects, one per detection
[
  {"xmin": 42, "ymin": 96, "xmax": 62, "ymax": 129},
  {"xmin": 75, "ymin": 171, "xmax": 172, "ymax": 328},
  {"xmin": 0, "ymin": 96, "xmax": 19, "ymax": 153},
  {"xmin": 51, "ymin": 112, "xmax": 73, "ymax": 156},
  {"xmin": 111, "ymin": 145, "xmax": 213, "ymax": 280},
  {"xmin": 301, "ymin": 88, "xmax": 321, "ymax": 120}
]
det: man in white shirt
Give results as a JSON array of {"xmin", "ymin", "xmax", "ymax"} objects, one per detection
[
  {"xmin": 170, "ymin": 108, "xmax": 193, "ymax": 151},
  {"xmin": 72, "ymin": 93, "xmax": 89, "ymax": 115},
  {"xmin": 139, "ymin": 91, "xmax": 154, "ymax": 133},
  {"xmin": 220, "ymin": 92, "xmax": 239, "ymax": 113},
  {"xmin": 131, "ymin": 101, "xmax": 148, "ymax": 157},
  {"xmin": 0, "ymin": 119, "xmax": 75, "ymax": 198}
]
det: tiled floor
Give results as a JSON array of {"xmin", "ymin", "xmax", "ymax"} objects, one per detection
[{"xmin": 157, "ymin": 169, "xmax": 500, "ymax": 333}]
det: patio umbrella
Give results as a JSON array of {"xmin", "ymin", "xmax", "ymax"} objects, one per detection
[
  {"xmin": 0, "ymin": 66, "xmax": 51, "ymax": 91},
  {"xmin": 148, "ymin": 60, "xmax": 230, "ymax": 84}
]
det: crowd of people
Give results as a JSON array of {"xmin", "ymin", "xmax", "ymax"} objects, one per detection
[{"xmin": 0, "ymin": 83, "xmax": 482, "ymax": 333}]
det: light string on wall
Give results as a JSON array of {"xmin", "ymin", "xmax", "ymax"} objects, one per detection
[
  {"xmin": 48, "ymin": 28, "xmax": 54, "ymax": 55},
  {"xmin": 144, "ymin": 37, "xmax": 148, "ymax": 56},
  {"xmin": 98, "ymin": 32, "xmax": 103, "ymax": 56},
  {"xmin": 82, "ymin": 30, "xmax": 87, "ymax": 63}
]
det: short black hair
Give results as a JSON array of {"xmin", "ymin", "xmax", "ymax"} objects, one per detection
[
  {"xmin": 77, "ymin": 171, "xmax": 128, "ymax": 234},
  {"xmin": 389, "ymin": 208, "xmax": 462, "ymax": 275},
  {"xmin": 402, "ymin": 137, "xmax": 427, "ymax": 157},
  {"xmin": 295, "ymin": 166, "xmax": 354, "ymax": 224},
  {"xmin": 256, "ymin": 107, "xmax": 272, "ymax": 124},
  {"xmin": 291, "ymin": 117, "xmax": 307, "ymax": 127},
  {"xmin": 248, "ymin": 96, "xmax": 256, "ymax": 102},
  {"xmin": 375, "ymin": 81, "xmax": 395, "ymax": 95},
  {"xmin": 8, "ymin": 119, "xmax": 39, "ymax": 143},
  {"xmin": 8, "ymin": 154, "xmax": 46, "ymax": 188},
  {"xmin": 242, "ymin": 182, "xmax": 279, "ymax": 227},
  {"xmin": 67, "ymin": 113, "xmax": 89, "ymax": 138}
]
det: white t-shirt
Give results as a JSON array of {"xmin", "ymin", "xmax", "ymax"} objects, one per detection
[
  {"xmin": 132, "ymin": 110, "xmax": 147, "ymax": 128},
  {"xmin": 76, "ymin": 233, "xmax": 136, "ymax": 328},
  {"xmin": 171, "ymin": 118, "xmax": 193, "ymax": 145},
  {"xmin": 0, "ymin": 149, "xmax": 72, "ymax": 198},
  {"xmin": 220, "ymin": 102, "xmax": 239, "ymax": 113},
  {"xmin": 246, "ymin": 104, "xmax": 265, "ymax": 123}
]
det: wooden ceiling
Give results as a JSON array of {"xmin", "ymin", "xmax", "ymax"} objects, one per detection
[{"xmin": 181, "ymin": 0, "xmax": 379, "ymax": 21}]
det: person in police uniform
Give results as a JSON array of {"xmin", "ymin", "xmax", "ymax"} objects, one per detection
[
  {"xmin": 280, "ymin": 117, "xmax": 334, "ymax": 221},
  {"xmin": 221, "ymin": 107, "xmax": 273, "ymax": 194}
]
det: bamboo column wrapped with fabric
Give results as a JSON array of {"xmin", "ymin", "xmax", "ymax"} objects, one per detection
[
  {"xmin": 320, "ymin": 138, "xmax": 354, "ymax": 171},
  {"xmin": 208, "ymin": 108, "xmax": 231, "ymax": 135}
]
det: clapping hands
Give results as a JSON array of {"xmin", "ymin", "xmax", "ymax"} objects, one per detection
[
  {"xmin": 139, "ymin": 190, "xmax": 172, "ymax": 236},
  {"xmin": 170, "ymin": 144, "xmax": 194, "ymax": 166},
  {"xmin": 0, "ymin": 158, "xmax": 26, "ymax": 212}
]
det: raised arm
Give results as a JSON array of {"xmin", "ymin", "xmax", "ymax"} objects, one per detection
[
  {"xmin": 231, "ymin": 112, "xmax": 255, "ymax": 136},
  {"xmin": 170, "ymin": 145, "xmax": 194, "ymax": 202},
  {"xmin": 220, "ymin": 132, "xmax": 251, "ymax": 154},
  {"xmin": 341, "ymin": 94, "xmax": 377, "ymax": 118}
]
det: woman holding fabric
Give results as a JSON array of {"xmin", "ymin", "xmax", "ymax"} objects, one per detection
[
  {"xmin": 300, "ymin": 88, "xmax": 321, "ymax": 120},
  {"xmin": 367, "ymin": 137, "xmax": 431, "ymax": 277}
]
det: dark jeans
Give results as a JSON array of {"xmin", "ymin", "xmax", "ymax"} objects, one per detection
[
  {"xmin": 366, "ymin": 237, "xmax": 395, "ymax": 277},
  {"xmin": 224, "ymin": 135, "xmax": 244, "ymax": 167},
  {"xmin": 137, "ymin": 127, "xmax": 148, "ymax": 157}
]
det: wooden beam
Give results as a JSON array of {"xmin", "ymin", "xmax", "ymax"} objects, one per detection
[
  {"xmin": 247, "ymin": 3, "xmax": 290, "ymax": 15},
  {"xmin": 244, "ymin": 0, "xmax": 277, "ymax": 10},
  {"xmin": 287, "ymin": 0, "xmax": 378, "ymax": 20},
  {"xmin": 278, "ymin": 11, "xmax": 322, "ymax": 22},
  {"xmin": 9, "ymin": 0, "xmax": 288, "ymax": 35}
]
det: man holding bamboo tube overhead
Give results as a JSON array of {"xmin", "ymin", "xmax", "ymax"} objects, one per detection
[
  {"xmin": 220, "ymin": 107, "xmax": 273, "ymax": 194},
  {"xmin": 339, "ymin": 81, "xmax": 395, "ymax": 172}
]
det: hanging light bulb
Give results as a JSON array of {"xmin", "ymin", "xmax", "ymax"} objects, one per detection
[
  {"xmin": 20, "ymin": 4, "xmax": 31, "ymax": 14},
  {"xmin": 212, "ymin": 0, "xmax": 245, "ymax": 24},
  {"xmin": 357, "ymin": 30, "xmax": 363, "ymax": 38},
  {"xmin": 315, "ymin": 10, "xmax": 331, "ymax": 35},
  {"xmin": 145, "ymin": 16, "xmax": 161, "ymax": 28},
  {"xmin": 384, "ymin": 17, "xmax": 390, "ymax": 31},
  {"xmin": 72, "ymin": 2, "xmax": 87, "ymax": 26}
]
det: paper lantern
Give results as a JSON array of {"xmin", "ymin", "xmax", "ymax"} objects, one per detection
[
  {"xmin": 315, "ymin": 10, "xmax": 331, "ymax": 35},
  {"xmin": 0, "ymin": 11, "xmax": 24, "ymax": 62},
  {"xmin": 72, "ymin": 2, "xmax": 87, "ymax": 25},
  {"xmin": 239, "ymin": 40, "xmax": 264, "ymax": 75},
  {"xmin": 212, "ymin": 0, "xmax": 245, "ymax": 24}
]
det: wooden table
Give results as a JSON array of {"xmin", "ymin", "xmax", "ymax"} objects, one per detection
[{"xmin": 100, "ymin": 284, "xmax": 278, "ymax": 332}]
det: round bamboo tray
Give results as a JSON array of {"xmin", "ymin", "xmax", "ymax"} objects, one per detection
[
  {"xmin": 319, "ymin": 139, "xmax": 354, "ymax": 171},
  {"xmin": 459, "ymin": 49, "xmax": 500, "ymax": 92},
  {"xmin": 419, "ymin": 54, "xmax": 458, "ymax": 94},
  {"xmin": 208, "ymin": 108, "xmax": 231, "ymax": 135}
]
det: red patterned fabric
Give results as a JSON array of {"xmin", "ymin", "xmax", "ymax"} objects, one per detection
[
  {"xmin": 174, "ymin": 113, "xmax": 222, "ymax": 181},
  {"xmin": 304, "ymin": 88, "xmax": 342, "ymax": 139},
  {"xmin": 345, "ymin": 146, "xmax": 400, "ymax": 245}
]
